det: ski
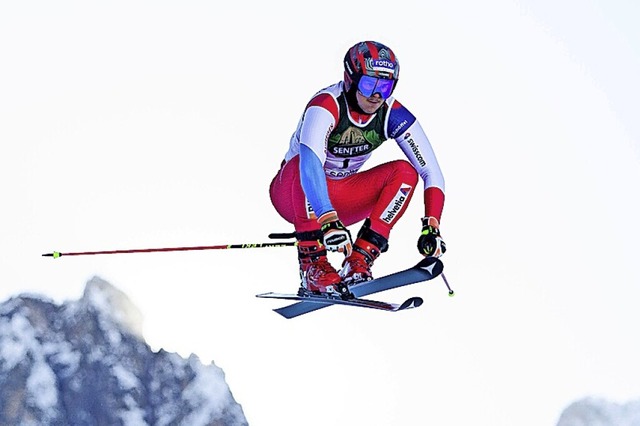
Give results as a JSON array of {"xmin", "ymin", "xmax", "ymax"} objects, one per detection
[
  {"xmin": 256, "ymin": 292, "xmax": 423, "ymax": 313},
  {"xmin": 270, "ymin": 257, "xmax": 444, "ymax": 319}
]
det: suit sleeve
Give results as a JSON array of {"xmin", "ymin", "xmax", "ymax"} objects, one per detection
[
  {"xmin": 299, "ymin": 94, "xmax": 340, "ymax": 218},
  {"xmin": 388, "ymin": 101, "xmax": 445, "ymax": 222}
]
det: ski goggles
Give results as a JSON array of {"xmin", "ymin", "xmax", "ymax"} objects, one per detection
[{"xmin": 357, "ymin": 75, "xmax": 396, "ymax": 99}]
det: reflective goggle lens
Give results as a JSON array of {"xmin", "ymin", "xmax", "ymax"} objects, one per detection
[{"xmin": 357, "ymin": 75, "xmax": 395, "ymax": 98}]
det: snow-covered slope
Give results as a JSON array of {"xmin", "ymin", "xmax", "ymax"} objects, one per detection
[{"xmin": 0, "ymin": 276, "xmax": 248, "ymax": 425}]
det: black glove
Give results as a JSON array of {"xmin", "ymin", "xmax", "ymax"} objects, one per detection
[
  {"xmin": 417, "ymin": 217, "xmax": 446, "ymax": 257},
  {"xmin": 318, "ymin": 211, "xmax": 353, "ymax": 256}
]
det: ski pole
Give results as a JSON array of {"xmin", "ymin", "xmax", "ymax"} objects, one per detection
[
  {"xmin": 441, "ymin": 273, "xmax": 455, "ymax": 296},
  {"xmin": 42, "ymin": 241, "xmax": 297, "ymax": 259}
]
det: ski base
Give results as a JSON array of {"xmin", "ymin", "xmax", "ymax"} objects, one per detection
[{"xmin": 256, "ymin": 292, "xmax": 423, "ymax": 313}]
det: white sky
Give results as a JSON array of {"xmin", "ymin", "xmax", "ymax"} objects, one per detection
[{"xmin": 2, "ymin": 1, "xmax": 639, "ymax": 425}]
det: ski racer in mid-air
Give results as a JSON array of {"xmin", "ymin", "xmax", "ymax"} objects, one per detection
[{"xmin": 269, "ymin": 40, "xmax": 446, "ymax": 296}]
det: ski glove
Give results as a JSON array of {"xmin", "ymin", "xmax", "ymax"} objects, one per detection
[
  {"xmin": 318, "ymin": 211, "xmax": 353, "ymax": 256},
  {"xmin": 417, "ymin": 216, "xmax": 446, "ymax": 258}
]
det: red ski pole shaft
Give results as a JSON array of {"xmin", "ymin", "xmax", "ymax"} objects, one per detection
[{"xmin": 42, "ymin": 242, "xmax": 297, "ymax": 259}]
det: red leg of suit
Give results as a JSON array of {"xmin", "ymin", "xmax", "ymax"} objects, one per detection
[{"xmin": 270, "ymin": 156, "xmax": 418, "ymax": 238}]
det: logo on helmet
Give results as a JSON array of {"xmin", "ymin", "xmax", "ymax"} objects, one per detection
[
  {"xmin": 372, "ymin": 59, "xmax": 395, "ymax": 70},
  {"xmin": 370, "ymin": 58, "xmax": 397, "ymax": 78}
]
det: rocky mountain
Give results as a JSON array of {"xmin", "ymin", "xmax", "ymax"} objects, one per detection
[
  {"xmin": 0, "ymin": 276, "xmax": 248, "ymax": 426},
  {"xmin": 556, "ymin": 397, "xmax": 640, "ymax": 426}
]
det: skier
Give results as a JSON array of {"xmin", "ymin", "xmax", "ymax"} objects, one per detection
[{"xmin": 269, "ymin": 40, "xmax": 446, "ymax": 296}]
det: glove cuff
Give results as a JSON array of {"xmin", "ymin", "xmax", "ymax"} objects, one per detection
[
  {"xmin": 421, "ymin": 216, "xmax": 440, "ymax": 228},
  {"xmin": 318, "ymin": 211, "xmax": 339, "ymax": 225}
]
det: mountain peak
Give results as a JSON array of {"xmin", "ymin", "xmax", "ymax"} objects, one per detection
[
  {"xmin": 557, "ymin": 397, "xmax": 640, "ymax": 426},
  {"xmin": 81, "ymin": 276, "xmax": 144, "ymax": 339},
  {"xmin": 0, "ymin": 277, "xmax": 248, "ymax": 426}
]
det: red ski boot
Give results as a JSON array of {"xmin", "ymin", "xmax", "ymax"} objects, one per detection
[
  {"xmin": 340, "ymin": 221, "xmax": 389, "ymax": 284},
  {"xmin": 297, "ymin": 239, "xmax": 342, "ymax": 295}
]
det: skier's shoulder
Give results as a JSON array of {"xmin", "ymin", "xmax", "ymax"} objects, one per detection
[
  {"xmin": 386, "ymin": 97, "xmax": 414, "ymax": 118},
  {"xmin": 385, "ymin": 96, "xmax": 418, "ymax": 138},
  {"xmin": 304, "ymin": 82, "xmax": 343, "ymax": 120}
]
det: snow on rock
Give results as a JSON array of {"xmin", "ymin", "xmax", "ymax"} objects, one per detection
[
  {"xmin": 0, "ymin": 276, "xmax": 248, "ymax": 426},
  {"xmin": 82, "ymin": 275, "xmax": 144, "ymax": 339},
  {"xmin": 557, "ymin": 397, "xmax": 640, "ymax": 426}
]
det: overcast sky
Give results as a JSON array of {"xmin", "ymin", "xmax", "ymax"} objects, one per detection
[{"xmin": 2, "ymin": 1, "xmax": 639, "ymax": 425}]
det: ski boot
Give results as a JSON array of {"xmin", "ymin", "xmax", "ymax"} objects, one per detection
[
  {"xmin": 340, "ymin": 219, "xmax": 389, "ymax": 285},
  {"xmin": 296, "ymin": 230, "xmax": 351, "ymax": 299}
]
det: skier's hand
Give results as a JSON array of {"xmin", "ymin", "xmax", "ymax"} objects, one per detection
[
  {"xmin": 417, "ymin": 216, "xmax": 446, "ymax": 258},
  {"xmin": 318, "ymin": 211, "xmax": 353, "ymax": 256}
]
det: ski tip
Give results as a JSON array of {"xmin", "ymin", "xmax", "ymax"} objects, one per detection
[
  {"xmin": 416, "ymin": 257, "xmax": 444, "ymax": 277},
  {"xmin": 400, "ymin": 296, "xmax": 424, "ymax": 310}
]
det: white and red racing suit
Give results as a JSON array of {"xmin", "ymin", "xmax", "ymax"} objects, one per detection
[{"xmin": 270, "ymin": 81, "xmax": 445, "ymax": 239}]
